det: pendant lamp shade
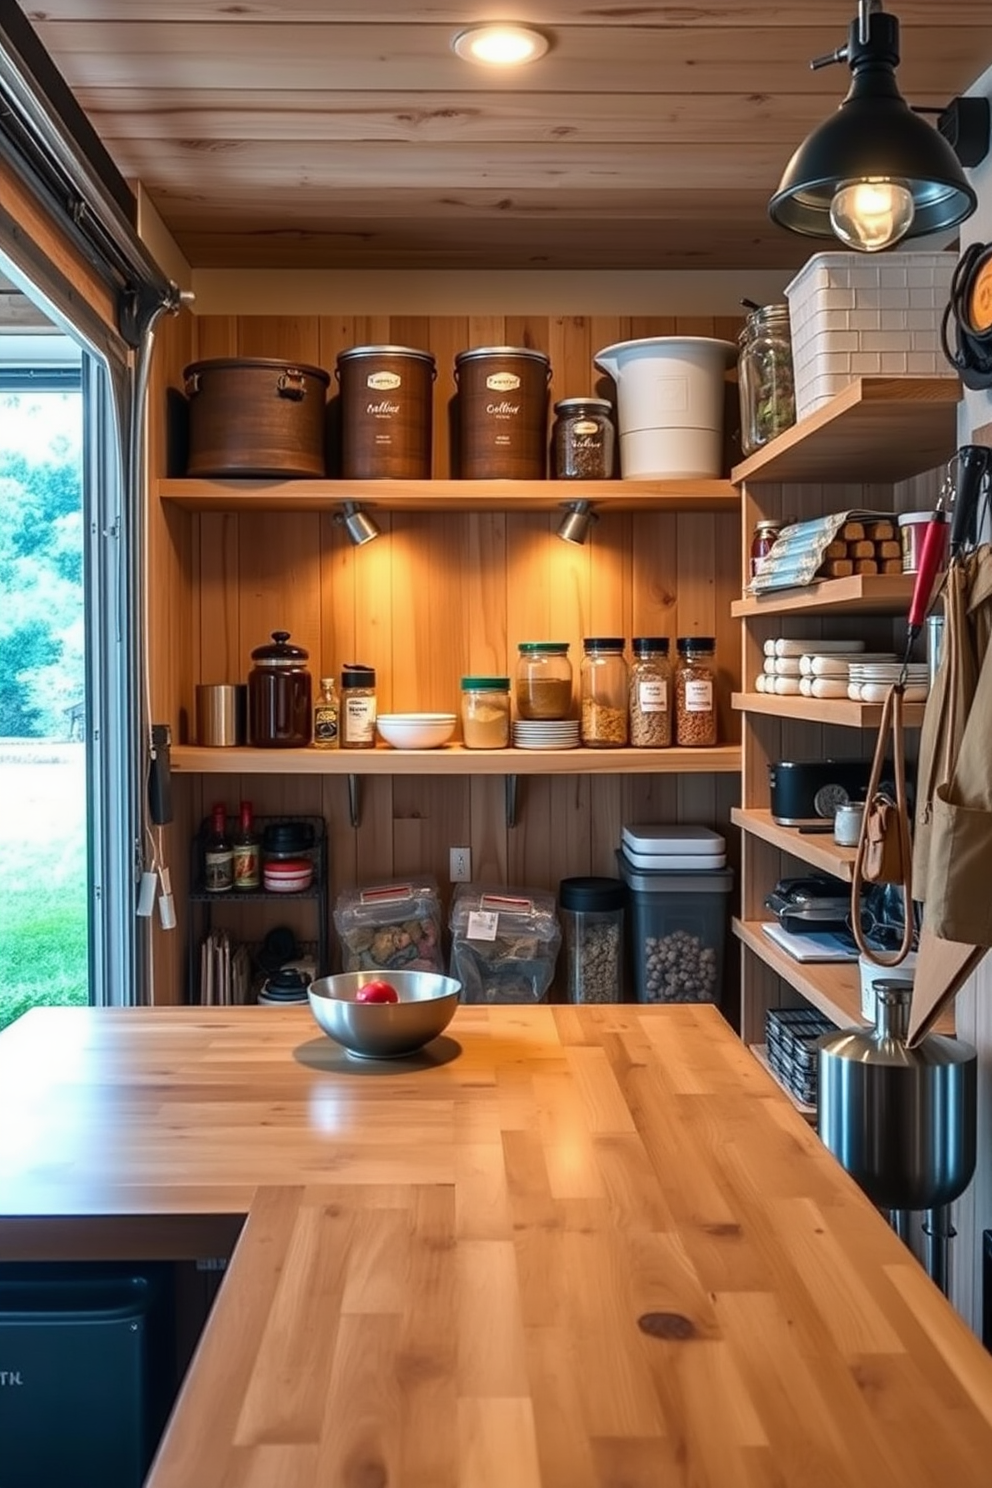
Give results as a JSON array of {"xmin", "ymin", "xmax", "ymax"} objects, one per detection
[{"xmin": 769, "ymin": 9, "xmax": 977, "ymax": 248}]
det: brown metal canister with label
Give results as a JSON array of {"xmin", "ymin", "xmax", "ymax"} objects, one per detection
[
  {"xmin": 455, "ymin": 347, "xmax": 551, "ymax": 478},
  {"xmin": 336, "ymin": 345, "xmax": 436, "ymax": 478}
]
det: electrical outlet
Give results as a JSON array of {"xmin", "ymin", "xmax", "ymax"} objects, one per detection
[{"xmin": 449, "ymin": 846, "xmax": 471, "ymax": 883}]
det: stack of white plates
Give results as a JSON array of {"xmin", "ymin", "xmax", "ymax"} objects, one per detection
[
  {"xmin": 513, "ymin": 719, "xmax": 580, "ymax": 749},
  {"xmin": 848, "ymin": 660, "xmax": 929, "ymax": 703}
]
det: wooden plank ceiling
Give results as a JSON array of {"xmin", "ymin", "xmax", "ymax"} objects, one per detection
[{"xmin": 22, "ymin": 1, "xmax": 992, "ymax": 271}]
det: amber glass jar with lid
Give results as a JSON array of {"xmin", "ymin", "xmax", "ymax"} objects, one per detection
[
  {"xmin": 461, "ymin": 677, "xmax": 511, "ymax": 749},
  {"xmin": 515, "ymin": 643, "xmax": 573, "ymax": 720},
  {"xmin": 675, "ymin": 636, "xmax": 717, "ymax": 747},
  {"xmin": 737, "ymin": 303, "xmax": 796, "ymax": 455},
  {"xmin": 580, "ymin": 638, "xmax": 629, "ymax": 747},
  {"xmin": 629, "ymin": 637, "xmax": 672, "ymax": 748},
  {"xmin": 750, "ymin": 518, "xmax": 782, "ymax": 578},
  {"xmin": 247, "ymin": 630, "xmax": 312, "ymax": 748},
  {"xmin": 552, "ymin": 397, "xmax": 615, "ymax": 479}
]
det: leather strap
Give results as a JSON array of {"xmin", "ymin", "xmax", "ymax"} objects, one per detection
[{"xmin": 851, "ymin": 682, "xmax": 915, "ymax": 965}]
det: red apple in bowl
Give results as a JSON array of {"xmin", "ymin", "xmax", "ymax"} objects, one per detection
[{"xmin": 354, "ymin": 980, "xmax": 399, "ymax": 1004}]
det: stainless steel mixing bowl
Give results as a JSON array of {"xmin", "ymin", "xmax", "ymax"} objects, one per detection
[{"xmin": 307, "ymin": 969, "xmax": 461, "ymax": 1059}]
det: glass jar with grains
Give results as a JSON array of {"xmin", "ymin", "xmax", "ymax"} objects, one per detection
[
  {"xmin": 675, "ymin": 637, "xmax": 717, "ymax": 747},
  {"xmin": 551, "ymin": 397, "xmax": 616, "ymax": 480},
  {"xmin": 461, "ymin": 676, "xmax": 511, "ymax": 749},
  {"xmin": 580, "ymin": 638, "xmax": 628, "ymax": 747},
  {"xmin": 628, "ymin": 637, "xmax": 672, "ymax": 748},
  {"xmin": 515, "ymin": 642, "xmax": 573, "ymax": 720}
]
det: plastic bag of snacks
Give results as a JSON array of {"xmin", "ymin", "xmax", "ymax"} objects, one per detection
[
  {"xmin": 449, "ymin": 885, "xmax": 561, "ymax": 1003},
  {"xmin": 333, "ymin": 877, "xmax": 444, "ymax": 974}
]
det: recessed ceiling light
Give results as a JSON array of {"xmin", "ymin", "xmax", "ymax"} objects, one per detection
[{"xmin": 452, "ymin": 23, "xmax": 549, "ymax": 67}]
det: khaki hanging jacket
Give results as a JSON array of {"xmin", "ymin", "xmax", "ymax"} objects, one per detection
[{"xmin": 913, "ymin": 544, "xmax": 992, "ymax": 945}]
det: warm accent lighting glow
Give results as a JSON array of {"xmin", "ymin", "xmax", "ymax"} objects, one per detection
[{"xmin": 452, "ymin": 24, "xmax": 549, "ymax": 67}]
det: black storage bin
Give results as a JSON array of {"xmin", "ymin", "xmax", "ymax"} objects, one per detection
[{"xmin": 0, "ymin": 1263, "xmax": 175, "ymax": 1488}]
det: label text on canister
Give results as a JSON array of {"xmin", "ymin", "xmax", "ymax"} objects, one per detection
[
  {"xmin": 487, "ymin": 372, "xmax": 521, "ymax": 392},
  {"xmin": 486, "ymin": 401, "xmax": 520, "ymax": 417},
  {"xmin": 367, "ymin": 371, "xmax": 402, "ymax": 390},
  {"xmin": 367, "ymin": 400, "xmax": 401, "ymax": 417}
]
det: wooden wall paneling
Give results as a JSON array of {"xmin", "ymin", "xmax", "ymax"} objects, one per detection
[
  {"xmin": 714, "ymin": 512, "xmax": 742, "ymax": 743},
  {"xmin": 508, "ymin": 775, "xmax": 555, "ymax": 891},
  {"xmin": 392, "ymin": 774, "xmax": 472, "ymax": 897},
  {"xmin": 354, "ymin": 775, "xmax": 396, "ymax": 889},
  {"xmin": 193, "ymin": 315, "xmax": 238, "ymax": 361},
  {"xmin": 196, "ymin": 512, "xmax": 241, "ymax": 695},
  {"xmin": 321, "ymin": 775, "xmax": 358, "ymax": 913},
  {"xmin": 630, "ymin": 512, "xmax": 679, "ymax": 641},
  {"xmin": 588, "ymin": 511, "xmax": 631, "ymax": 639},
  {"xmin": 318, "ymin": 512, "xmax": 356, "ymax": 682},
  {"xmin": 546, "ymin": 315, "xmax": 595, "ymax": 406},
  {"xmin": 236, "ymin": 314, "xmax": 321, "ymax": 365},
  {"xmin": 426, "ymin": 314, "xmax": 467, "ymax": 479},
  {"xmin": 389, "ymin": 514, "xmax": 430, "ymax": 714},
  {"xmin": 237, "ymin": 511, "xmax": 323, "ymax": 670},
  {"xmin": 463, "ymin": 511, "xmax": 508, "ymax": 678},
  {"xmin": 350, "ymin": 520, "xmax": 395, "ymax": 710},
  {"xmin": 469, "ymin": 776, "xmax": 510, "ymax": 887},
  {"xmin": 548, "ymin": 775, "xmax": 593, "ymax": 884},
  {"xmin": 588, "ymin": 777, "xmax": 624, "ymax": 880}
]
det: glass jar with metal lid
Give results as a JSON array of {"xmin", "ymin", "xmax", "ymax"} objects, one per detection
[
  {"xmin": 675, "ymin": 636, "xmax": 717, "ymax": 747},
  {"xmin": 629, "ymin": 637, "xmax": 672, "ymax": 748},
  {"xmin": 515, "ymin": 643, "xmax": 573, "ymax": 720},
  {"xmin": 552, "ymin": 397, "xmax": 616, "ymax": 479},
  {"xmin": 340, "ymin": 663, "xmax": 377, "ymax": 749},
  {"xmin": 580, "ymin": 638, "xmax": 629, "ymax": 747},
  {"xmin": 461, "ymin": 676, "xmax": 511, "ymax": 749},
  {"xmin": 737, "ymin": 303, "xmax": 796, "ymax": 455},
  {"xmin": 247, "ymin": 630, "xmax": 312, "ymax": 747}
]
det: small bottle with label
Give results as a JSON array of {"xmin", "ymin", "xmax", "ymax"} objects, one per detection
[
  {"xmin": 340, "ymin": 664, "xmax": 377, "ymax": 749},
  {"xmin": 312, "ymin": 676, "xmax": 340, "ymax": 749},
  {"xmin": 232, "ymin": 800, "xmax": 261, "ymax": 891},
  {"xmin": 204, "ymin": 802, "xmax": 234, "ymax": 893}
]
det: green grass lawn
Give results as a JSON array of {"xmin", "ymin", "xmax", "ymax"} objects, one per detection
[{"xmin": 0, "ymin": 749, "xmax": 89, "ymax": 1031}]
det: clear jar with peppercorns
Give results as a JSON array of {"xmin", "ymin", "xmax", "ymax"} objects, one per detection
[
  {"xmin": 675, "ymin": 637, "xmax": 717, "ymax": 747},
  {"xmin": 552, "ymin": 397, "xmax": 615, "ymax": 479}
]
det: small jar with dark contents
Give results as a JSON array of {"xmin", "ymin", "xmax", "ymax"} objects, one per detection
[{"xmin": 551, "ymin": 397, "xmax": 615, "ymax": 479}]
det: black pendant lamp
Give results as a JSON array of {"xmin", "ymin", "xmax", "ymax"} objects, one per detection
[{"xmin": 769, "ymin": 2, "xmax": 978, "ymax": 252}]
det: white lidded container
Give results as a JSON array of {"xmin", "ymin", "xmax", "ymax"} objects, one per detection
[
  {"xmin": 621, "ymin": 823, "xmax": 727, "ymax": 871},
  {"xmin": 593, "ymin": 337, "xmax": 736, "ymax": 479}
]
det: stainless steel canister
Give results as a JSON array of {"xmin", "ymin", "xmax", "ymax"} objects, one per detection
[{"xmin": 196, "ymin": 684, "xmax": 247, "ymax": 746}]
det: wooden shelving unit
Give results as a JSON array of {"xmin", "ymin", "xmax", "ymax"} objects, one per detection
[
  {"xmin": 158, "ymin": 476, "xmax": 738, "ymax": 515},
  {"xmin": 749, "ymin": 1042, "xmax": 817, "ymax": 1123},
  {"xmin": 732, "ymin": 691, "xmax": 927, "ymax": 730},
  {"xmin": 734, "ymin": 918, "xmax": 867, "ymax": 1027},
  {"xmin": 731, "ymin": 807, "xmax": 856, "ymax": 882},
  {"xmin": 731, "ymin": 572, "xmax": 916, "ymax": 619},
  {"xmin": 731, "ymin": 376, "xmax": 959, "ymax": 486},
  {"xmin": 172, "ymin": 743, "xmax": 742, "ymax": 777},
  {"xmin": 733, "ymin": 375, "xmax": 958, "ymax": 1040}
]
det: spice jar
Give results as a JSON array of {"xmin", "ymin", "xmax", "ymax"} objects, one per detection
[
  {"xmin": 247, "ymin": 630, "xmax": 312, "ymax": 748},
  {"xmin": 515, "ymin": 642, "xmax": 573, "ymax": 720},
  {"xmin": 675, "ymin": 636, "xmax": 718, "ymax": 747},
  {"xmin": 552, "ymin": 397, "xmax": 615, "ymax": 479},
  {"xmin": 461, "ymin": 676, "xmax": 511, "ymax": 749},
  {"xmin": 629, "ymin": 637, "xmax": 672, "ymax": 748},
  {"xmin": 559, "ymin": 876, "xmax": 626, "ymax": 1004},
  {"xmin": 750, "ymin": 518, "xmax": 781, "ymax": 578},
  {"xmin": 737, "ymin": 303, "xmax": 796, "ymax": 455},
  {"xmin": 340, "ymin": 663, "xmax": 377, "ymax": 748},
  {"xmin": 580, "ymin": 638, "xmax": 629, "ymax": 747},
  {"xmin": 312, "ymin": 676, "xmax": 339, "ymax": 749}
]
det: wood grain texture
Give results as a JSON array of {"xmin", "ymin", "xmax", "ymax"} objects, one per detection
[
  {"xmin": 24, "ymin": 8, "xmax": 989, "ymax": 270},
  {"xmin": 1, "ymin": 1004, "xmax": 990, "ymax": 1487}
]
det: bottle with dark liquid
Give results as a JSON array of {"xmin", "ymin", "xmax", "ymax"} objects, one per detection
[
  {"xmin": 204, "ymin": 802, "xmax": 234, "ymax": 893},
  {"xmin": 232, "ymin": 800, "xmax": 260, "ymax": 891}
]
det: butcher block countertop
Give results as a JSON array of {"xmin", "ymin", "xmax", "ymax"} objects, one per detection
[{"xmin": 2, "ymin": 1004, "xmax": 992, "ymax": 1487}]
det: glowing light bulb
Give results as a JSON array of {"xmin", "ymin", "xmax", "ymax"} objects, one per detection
[
  {"xmin": 829, "ymin": 179, "xmax": 915, "ymax": 253},
  {"xmin": 452, "ymin": 25, "xmax": 549, "ymax": 66}
]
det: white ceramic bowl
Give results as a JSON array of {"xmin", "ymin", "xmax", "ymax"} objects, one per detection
[{"xmin": 377, "ymin": 713, "xmax": 456, "ymax": 749}]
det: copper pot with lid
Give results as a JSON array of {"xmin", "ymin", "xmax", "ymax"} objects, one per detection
[{"xmin": 247, "ymin": 631, "xmax": 312, "ymax": 747}]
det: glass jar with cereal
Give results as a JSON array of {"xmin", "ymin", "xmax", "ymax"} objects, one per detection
[
  {"xmin": 580, "ymin": 637, "xmax": 628, "ymax": 747},
  {"xmin": 675, "ymin": 637, "xmax": 717, "ymax": 747},
  {"xmin": 629, "ymin": 637, "xmax": 672, "ymax": 748}
]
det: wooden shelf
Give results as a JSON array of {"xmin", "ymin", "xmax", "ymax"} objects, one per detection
[
  {"xmin": 171, "ymin": 743, "xmax": 742, "ymax": 776},
  {"xmin": 731, "ymin": 376, "xmax": 959, "ymax": 486},
  {"xmin": 732, "ymin": 807, "xmax": 856, "ymax": 882},
  {"xmin": 734, "ymin": 917, "xmax": 867, "ymax": 1028},
  {"xmin": 732, "ymin": 691, "xmax": 926, "ymax": 729},
  {"xmin": 731, "ymin": 573, "xmax": 916, "ymax": 619},
  {"xmin": 157, "ymin": 477, "xmax": 739, "ymax": 515},
  {"xmin": 749, "ymin": 1043, "xmax": 817, "ymax": 1123}
]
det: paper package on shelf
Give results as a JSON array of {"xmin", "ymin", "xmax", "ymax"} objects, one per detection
[{"xmin": 748, "ymin": 510, "xmax": 899, "ymax": 595}]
